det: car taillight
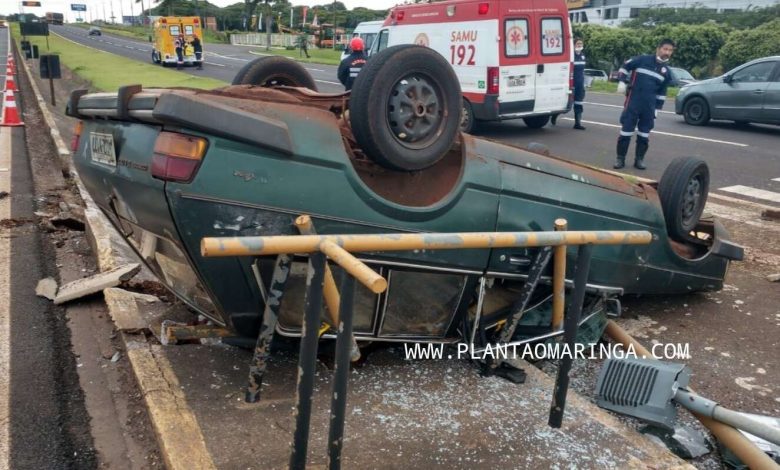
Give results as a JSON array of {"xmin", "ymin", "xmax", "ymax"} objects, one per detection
[
  {"xmin": 71, "ymin": 121, "xmax": 83, "ymax": 152},
  {"xmin": 478, "ymin": 2, "xmax": 490, "ymax": 15},
  {"xmin": 487, "ymin": 67, "xmax": 500, "ymax": 95},
  {"xmin": 151, "ymin": 132, "xmax": 208, "ymax": 183}
]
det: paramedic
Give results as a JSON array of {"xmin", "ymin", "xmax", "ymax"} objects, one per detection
[{"xmin": 613, "ymin": 39, "xmax": 674, "ymax": 170}]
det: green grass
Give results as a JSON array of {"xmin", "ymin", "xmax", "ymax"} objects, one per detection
[
  {"xmin": 589, "ymin": 79, "xmax": 679, "ymax": 98},
  {"xmin": 12, "ymin": 23, "xmax": 226, "ymax": 92},
  {"xmin": 249, "ymin": 47, "xmax": 343, "ymax": 66}
]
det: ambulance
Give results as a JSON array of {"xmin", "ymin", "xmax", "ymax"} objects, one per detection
[
  {"xmin": 151, "ymin": 16, "xmax": 203, "ymax": 67},
  {"xmin": 370, "ymin": 0, "xmax": 573, "ymax": 131}
]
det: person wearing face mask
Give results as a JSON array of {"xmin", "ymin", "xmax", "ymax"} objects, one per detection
[
  {"xmin": 613, "ymin": 38, "xmax": 675, "ymax": 170},
  {"xmin": 572, "ymin": 38, "xmax": 587, "ymax": 130}
]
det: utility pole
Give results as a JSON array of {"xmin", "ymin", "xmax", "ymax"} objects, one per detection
[
  {"xmin": 102, "ymin": 1, "xmax": 106, "ymax": 22},
  {"xmin": 332, "ymin": 0, "xmax": 337, "ymax": 50},
  {"xmin": 119, "ymin": 0, "xmax": 124, "ymax": 25},
  {"xmin": 110, "ymin": 0, "xmax": 115, "ymax": 24}
]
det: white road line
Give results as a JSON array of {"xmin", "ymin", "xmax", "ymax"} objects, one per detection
[
  {"xmin": 1, "ymin": 126, "xmax": 12, "ymax": 470},
  {"xmin": 204, "ymin": 51, "xmax": 249, "ymax": 62},
  {"xmin": 583, "ymin": 101, "xmax": 675, "ymax": 115},
  {"xmin": 773, "ymin": 177, "xmax": 780, "ymax": 182},
  {"xmin": 51, "ymin": 30, "xmax": 104, "ymax": 53},
  {"xmin": 559, "ymin": 117, "xmax": 748, "ymax": 147},
  {"xmin": 718, "ymin": 185, "xmax": 780, "ymax": 204},
  {"xmin": 709, "ymin": 193, "xmax": 779, "ymax": 212}
]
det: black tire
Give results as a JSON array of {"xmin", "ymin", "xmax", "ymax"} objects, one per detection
[
  {"xmin": 658, "ymin": 156, "xmax": 710, "ymax": 242},
  {"xmin": 523, "ymin": 115, "xmax": 550, "ymax": 129},
  {"xmin": 350, "ymin": 45, "xmax": 462, "ymax": 171},
  {"xmin": 231, "ymin": 56, "xmax": 317, "ymax": 91},
  {"xmin": 461, "ymin": 98, "xmax": 477, "ymax": 134},
  {"xmin": 683, "ymin": 96, "xmax": 710, "ymax": 126},
  {"xmin": 152, "ymin": 50, "xmax": 160, "ymax": 64}
]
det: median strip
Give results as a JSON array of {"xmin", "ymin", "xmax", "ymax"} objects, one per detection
[{"xmin": 14, "ymin": 25, "xmax": 225, "ymax": 91}]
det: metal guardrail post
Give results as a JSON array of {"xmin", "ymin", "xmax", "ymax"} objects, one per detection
[
  {"xmin": 548, "ymin": 244, "xmax": 593, "ymax": 428},
  {"xmin": 246, "ymin": 254, "xmax": 292, "ymax": 403},
  {"xmin": 289, "ymin": 252, "xmax": 326, "ymax": 470},
  {"xmin": 327, "ymin": 275, "xmax": 356, "ymax": 470},
  {"xmin": 552, "ymin": 219, "xmax": 568, "ymax": 331}
]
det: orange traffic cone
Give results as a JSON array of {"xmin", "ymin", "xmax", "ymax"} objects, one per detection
[
  {"xmin": 3, "ymin": 74, "xmax": 16, "ymax": 92},
  {"xmin": 1, "ymin": 89, "xmax": 24, "ymax": 127}
]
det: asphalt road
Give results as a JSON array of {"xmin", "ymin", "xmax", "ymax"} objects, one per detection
[{"xmin": 52, "ymin": 24, "xmax": 780, "ymax": 203}]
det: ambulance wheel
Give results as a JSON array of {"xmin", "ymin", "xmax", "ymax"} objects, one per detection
[
  {"xmin": 658, "ymin": 156, "xmax": 710, "ymax": 242},
  {"xmin": 523, "ymin": 115, "xmax": 550, "ymax": 129},
  {"xmin": 461, "ymin": 99, "xmax": 477, "ymax": 134},
  {"xmin": 350, "ymin": 45, "xmax": 462, "ymax": 171},
  {"xmin": 152, "ymin": 51, "xmax": 161, "ymax": 64},
  {"xmin": 683, "ymin": 97, "xmax": 710, "ymax": 126},
  {"xmin": 232, "ymin": 56, "xmax": 318, "ymax": 91}
]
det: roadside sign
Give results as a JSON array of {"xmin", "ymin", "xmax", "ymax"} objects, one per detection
[
  {"xmin": 40, "ymin": 54, "xmax": 62, "ymax": 79},
  {"xmin": 71, "ymin": 4, "xmax": 87, "ymax": 11},
  {"xmin": 20, "ymin": 22, "xmax": 49, "ymax": 36},
  {"xmin": 22, "ymin": 1, "xmax": 42, "ymax": 6}
]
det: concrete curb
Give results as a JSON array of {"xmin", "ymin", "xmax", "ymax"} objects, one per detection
[{"xmin": 14, "ymin": 38, "xmax": 217, "ymax": 470}]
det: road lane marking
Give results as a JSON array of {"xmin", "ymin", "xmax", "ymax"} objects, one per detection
[
  {"xmin": 773, "ymin": 178, "xmax": 780, "ymax": 182},
  {"xmin": 559, "ymin": 117, "xmax": 748, "ymax": 147},
  {"xmin": 1, "ymin": 126, "xmax": 12, "ymax": 470},
  {"xmin": 51, "ymin": 30, "xmax": 104, "ymax": 52},
  {"xmin": 203, "ymin": 51, "xmax": 249, "ymax": 62},
  {"xmin": 718, "ymin": 185, "xmax": 780, "ymax": 204},
  {"xmin": 204, "ymin": 62, "xmax": 226, "ymax": 67},
  {"xmin": 583, "ymin": 101, "xmax": 675, "ymax": 115},
  {"xmin": 316, "ymin": 80, "xmax": 342, "ymax": 86}
]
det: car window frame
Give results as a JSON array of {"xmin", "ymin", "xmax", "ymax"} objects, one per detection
[{"xmin": 731, "ymin": 61, "xmax": 776, "ymax": 84}]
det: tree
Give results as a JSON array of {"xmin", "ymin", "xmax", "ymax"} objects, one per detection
[
  {"xmin": 643, "ymin": 23, "xmax": 728, "ymax": 77},
  {"xmin": 573, "ymin": 24, "xmax": 644, "ymax": 70},
  {"xmin": 720, "ymin": 18, "xmax": 780, "ymax": 71}
]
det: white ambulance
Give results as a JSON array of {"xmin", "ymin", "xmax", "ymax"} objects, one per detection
[
  {"xmin": 370, "ymin": 0, "xmax": 574, "ymax": 132},
  {"xmin": 341, "ymin": 20, "xmax": 384, "ymax": 61}
]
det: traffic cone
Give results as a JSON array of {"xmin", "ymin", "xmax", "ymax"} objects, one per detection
[
  {"xmin": 3, "ymin": 74, "xmax": 16, "ymax": 92},
  {"xmin": 1, "ymin": 89, "xmax": 24, "ymax": 127}
]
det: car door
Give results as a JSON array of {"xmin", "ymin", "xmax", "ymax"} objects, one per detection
[
  {"xmin": 711, "ymin": 61, "xmax": 775, "ymax": 121},
  {"xmin": 761, "ymin": 61, "xmax": 780, "ymax": 123}
]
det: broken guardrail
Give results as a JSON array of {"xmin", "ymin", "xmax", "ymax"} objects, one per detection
[{"xmin": 201, "ymin": 223, "xmax": 652, "ymax": 470}]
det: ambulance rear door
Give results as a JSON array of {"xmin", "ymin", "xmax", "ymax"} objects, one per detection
[
  {"xmin": 533, "ymin": 12, "xmax": 570, "ymax": 113},
  {"xmin": 498, "ymin": 14, "xmax": 536, "ymax": 116}
]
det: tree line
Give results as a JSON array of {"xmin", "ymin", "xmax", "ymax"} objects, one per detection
[{"xmin": 575, "ymin": 6, "xmax": 780, "ymax": 77}]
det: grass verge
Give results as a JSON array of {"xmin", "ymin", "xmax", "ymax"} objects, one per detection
[
  {"xmin": 589, "ymin": 79, "xmax": 679, "ymax": 98},
  {"xmin": 248, "ymin": 47, "xmax": 343, "ymax": 66},
  {"xmin": 12, "ymin": 23, "xmax": 226, "ymax": 92}
]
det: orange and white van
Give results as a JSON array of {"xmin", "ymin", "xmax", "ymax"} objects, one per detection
[
  {"xmin": 370, "ymin": 0, "xmax": 573, "ymax": 130},
  {"xmin": 151, "ymin": 16, "xmax": 203, "ymax": 66}
]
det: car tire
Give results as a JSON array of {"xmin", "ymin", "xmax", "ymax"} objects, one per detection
[
  {"xmin": 350, "ymin": 45, "xmax": 462, "ymax": 171},
  {"xmin": 682, "ymin": 97, "xmax": 710, "ymax": 126},
  {"xmin": 461, "ymin": 98, "xmax": 478, "ymax": 134},
  {"xmin": 523, "ymin": 115, "xmax": 550, "ymax": 129},
  {"xmin": 152, "ymin": 51, "xmax": 160, "ymax": 64},
  {"xmin": 231, "ymin": 56, "xmax": 318, "ymax": 91},
  {"xmin": 658, "ymin": 156, "xmax": 710, "ymax": 242}
]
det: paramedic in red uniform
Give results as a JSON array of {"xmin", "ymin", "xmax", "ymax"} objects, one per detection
[
  {"xmin": 338, "ymin": 37, "xmax": 367, "ymax": 91},
  {"xmin": 613, "ymin": 39, "xmax": 675, "ymax": 170}
]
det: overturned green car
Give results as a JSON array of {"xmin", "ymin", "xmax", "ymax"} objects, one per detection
[{"xmin": 68, "ymin": 46, "xmax": 742, "ymax": 345}]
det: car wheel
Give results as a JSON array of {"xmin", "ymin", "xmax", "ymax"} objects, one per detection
[
  {"xmin": 683, "ymin": 97, "xmax": 710, "ymax": 126},
  {"xmin": 231, "ymin": 56, "xmax": 318, "ymax": 91},
  {"xmin": 152, "ymin": 51, "xmax": 160, "ymax": 64},
  {"xmin": 350, "ymin": 45, "xmax": 462, "ymax": 171},
  {"xmin": 461, "ymin": 98, "xmax": 477, "ymax": 134},
  {"xmin": 658, "ymin": 156, "xmax": 710, "ymax": 242},
  {"xmin": 523, "ymin": 115, "xmax": 550, "ymax": 129}
]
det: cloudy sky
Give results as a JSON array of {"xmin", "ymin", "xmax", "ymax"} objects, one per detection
[{"xmin": 2, "ymin": 0, "xmax": 401, "ymax": 19}]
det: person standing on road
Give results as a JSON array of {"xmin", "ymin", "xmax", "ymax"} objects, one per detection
[
  {"xmin": 298, "ymin": 33, "xmax": 310, "ymax": 58},
  {"xmin": 338, "ymin": 37, "xmax": 367, "ymax": 91},
  {"xmin": 191, "ymin": 34, "xmax": 203, "ymax": 70},
  {"xmin": 572, "ymin": 38, "xmax": 587, "ymax": 130},
  {"xmin": 174, "ymin": 34, "xmax": 184, "ymax": 69},
  {"xmin": 613, "ymin": 38, "xmax": 674, "ymax": 170}
]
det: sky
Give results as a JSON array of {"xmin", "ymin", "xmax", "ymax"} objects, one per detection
[{"xmin": 1, "ymin": 0, "xmax": 402, "ymax": 19}]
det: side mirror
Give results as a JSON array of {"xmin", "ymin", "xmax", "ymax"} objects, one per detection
[{"xmin": 723, "ymin": 75, "xmax": 732, "ymax": 84}]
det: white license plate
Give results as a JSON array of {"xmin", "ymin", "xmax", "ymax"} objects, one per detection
[
  {"xmin": 508, "ymin": 76, "xmax": 526, "ymax": 87},
  {"xmin": 89, "ymin": 132, "xmax": 117, "ymax": 167}
]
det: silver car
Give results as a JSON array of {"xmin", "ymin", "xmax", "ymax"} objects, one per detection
[{"xmin": 675, "ymin": 56, "xmax": 780, "ymax": 126}]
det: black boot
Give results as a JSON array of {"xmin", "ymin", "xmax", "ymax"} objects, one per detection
[
  {"xmin": 573, "ymin": 111, "xmax": 586, "ymax": 130},
  {"xmin": 613, "ymin": 156, "xmax": 626, "ymax": 169},
  {"xmin": 550, "ymin": 114, "xmax": 558, "ymax": 126},
  {"xmin": 634, "ymin": 137, "xmax": 649, "ymax": 170}
]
